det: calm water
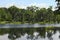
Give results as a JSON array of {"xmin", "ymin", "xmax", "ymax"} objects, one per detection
[
  {"xmin": 0, "ymin": 23, "xmax": 60, "ymax": 28},
  {"xmin": 0, "ymin": 27, "xmax": 60, "ymax": 40}
]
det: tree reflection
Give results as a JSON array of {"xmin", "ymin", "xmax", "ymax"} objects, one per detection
[
  {"xmin": 0, "ymin": 27, "xmax": 60, "ymax": 40},
  {"xmin": 47, "ymin": 30, "xmax": 53, "ymax": 40}
]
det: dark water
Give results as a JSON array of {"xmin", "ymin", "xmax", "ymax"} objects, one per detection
[{"xmin": 0, "ymin": 27, "xmax": 60, "ymax": 40}]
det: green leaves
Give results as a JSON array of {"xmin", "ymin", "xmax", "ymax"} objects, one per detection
[{"xmin": 0, "ymin": 5, "xmax": 59, "ymax": 24}]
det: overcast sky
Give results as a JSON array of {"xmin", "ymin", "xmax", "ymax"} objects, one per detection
[{"xmin": 0, "ymin": 0, "xmax": 56, "ymax": 10}]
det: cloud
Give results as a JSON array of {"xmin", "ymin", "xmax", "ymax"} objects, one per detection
[
  {"xmin": 0, "ymin": 3, "xmax": 49, "ymax": 8},
  {"xmin": 17, "ymin": 3, "xmax": 49, "ymax": 9},
  {"xmin": 27, "ymin": 3, "xmax": 49, "ymax": 8},
  {"xmin": 27, "ymin": 3, "xmax": 55, "ymax": 10},
  {"xmin": 0, "ymin": 2, "xmax": 55, "ymax": 10},
  {"xmin": 0, "ymin": 2, "xmax": 14, "ymax": 8}
]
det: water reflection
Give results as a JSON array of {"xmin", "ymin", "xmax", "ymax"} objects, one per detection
[{"xmin": 0, "ymin": 27, "xmax": 60, "ymax": 40}]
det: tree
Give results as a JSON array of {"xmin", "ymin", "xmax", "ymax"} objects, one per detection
[
  {"xmin": 8, "ymin": 6, "xmax": 20, "ymax": 21},
  {"xmin": 0, "ymin": 8, "xmax": 12, "ymax": 21},
  {"xmin": 27, "ymin": 6, "xmax": 39, "ymax": 23},
  {"xmin": 36, "ymin": 8, "xmax": 47, "ymax": 23},
  {"xmin": 0, "ymin": 5, "xmax": 59, "ymax": 24},
  {"xmin": 47, "ymin": 6, "xmax": 54, "ymax": 23},
  {"xmin": 55, "ymin": 0, "xmax": 60, "ymax": 23},
  {"xmin": 56, "ymin": 0, "xmax": 60, "ymax": 13}
]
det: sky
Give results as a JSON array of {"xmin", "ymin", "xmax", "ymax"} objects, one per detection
[{"xmin": 0, "ymin": 0, "xmax": 57, "ymax": 10}]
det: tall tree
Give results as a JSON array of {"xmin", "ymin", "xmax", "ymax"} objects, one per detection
[
  {"xmin": 0, "ymin": 8, "xmax": 12, "ymax": 21},
  {"xmin": 56, "ymin": 0, "xmax": 60, "ymax": 12},
  {"xmin": 8, "ymin": 6, "xmax": 20, "ymax": 21},
  {"xmin": 55, "ymin": 0, "xmax": 60, "ymax": 23},
  {"xmin": 27, "ymin": 6, "xmax": 39, "ymax": 23}
]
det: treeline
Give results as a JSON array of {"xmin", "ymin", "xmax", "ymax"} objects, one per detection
[{"xmin": 0, "ymin": 6, "xmax": 60, "ymax": 24}]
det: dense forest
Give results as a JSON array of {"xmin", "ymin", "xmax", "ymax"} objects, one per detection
[{"xmin": 0, "ymin": 0, "xmax": 60, "ymax": 24}]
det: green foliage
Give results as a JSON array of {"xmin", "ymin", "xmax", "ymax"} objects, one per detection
[{"xmin": 0, "ymin": 5, "xmax": 60, "ymax": 24}]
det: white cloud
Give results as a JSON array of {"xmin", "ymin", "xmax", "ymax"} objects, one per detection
[
  {"xmin": 0, "ymin": 2, "xmax": 55, "ymax": 10},
  {"xmin": 28, "ymin": 3, "xmax": 55, "ymax": 10},
  {"xmin": 16, "ymin": 5, "xmax": 27, "ymax": 9},
  {"xmin": 27, "ymin": 3, "xmax": 49, "ymax": 8},
  {"xmin": 0, "ymin": 3, "xmax": 49, "ymax": 8}
]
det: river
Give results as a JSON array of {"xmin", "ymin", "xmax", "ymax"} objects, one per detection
[
  {"xmin": 0, "ymin": 23, "xmax": 60, "ymax": 40},
  {"xmin": 0, "ymin": 27, "xmax": 60, "ymax": 40},
  {"xmin": 0, "ymin": 23, "xmax": 60, "ymax": 28}
]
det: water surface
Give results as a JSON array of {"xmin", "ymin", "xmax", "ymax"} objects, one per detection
[
  {"xmin": 0, "ymin": 23, "xmax": 60, "ymax": 28},
  {"xmin": 0, "ymin": 27, "xmax": 60, "ymax": 40}
]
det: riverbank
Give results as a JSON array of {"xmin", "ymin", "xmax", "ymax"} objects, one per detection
[{"xmin": 0, "ymin": 21, "xmax": 56, "ymax": 24}]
